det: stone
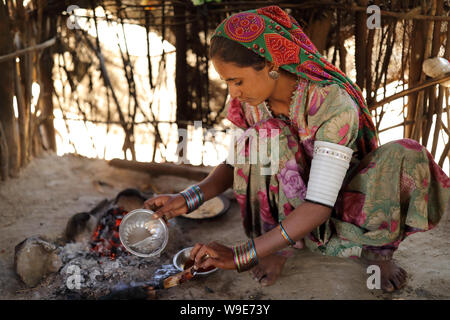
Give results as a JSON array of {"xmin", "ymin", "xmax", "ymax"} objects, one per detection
[{"xmin": 14, "ymin": 236, "xmax": 63, "ymax": 287}]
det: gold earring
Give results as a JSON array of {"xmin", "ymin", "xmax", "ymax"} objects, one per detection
[{"xmin": 269, "ymin": 70, "xmax": 280, "ymax": 80}]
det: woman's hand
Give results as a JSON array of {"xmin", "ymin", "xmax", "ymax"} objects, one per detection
[
  {"xmin": 190, "ymin": 242, "xmax": 236, "ymax": 271},
  {"xmin": 143, "ymin": 194, "xmax": 188, "ymax": 220}
]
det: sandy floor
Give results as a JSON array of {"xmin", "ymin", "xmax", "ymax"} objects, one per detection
[{"xmin": 0, "ymin": 152, "xmax": 449, "ymax": 300}]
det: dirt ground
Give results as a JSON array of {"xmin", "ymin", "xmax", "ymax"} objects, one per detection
[{"xmin": 0, "ymin": 152, "xmax": 449, "ymax": 300}]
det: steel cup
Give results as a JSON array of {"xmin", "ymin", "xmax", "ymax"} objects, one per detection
[{"xmin": 119, "ymin": 208, "xmax": 168, "ymax": 258}]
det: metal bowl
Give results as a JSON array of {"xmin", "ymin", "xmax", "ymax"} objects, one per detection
[
  {"xmin": 119, "ymin": 208, "xmax": 168, "ymax": 258},
  {"xmin": 173, "ymin": 247, "xmax": 218, "ymax": 275}
]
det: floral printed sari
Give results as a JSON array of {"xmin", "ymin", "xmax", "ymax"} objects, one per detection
[
  {"xmin": 228, "ymin": 78, "xmax": 450, "ymax": 258},
  {"xmin": 216, "ymin": 5, "xmax": 450, "ymax": 258}
]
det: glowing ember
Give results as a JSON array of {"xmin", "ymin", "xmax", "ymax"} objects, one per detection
[{"xmin": 90, "ymin": 207, "xmax": 130, "ymax": 259}]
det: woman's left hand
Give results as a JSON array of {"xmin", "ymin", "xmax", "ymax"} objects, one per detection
[{"xmin": 190, "ymin": 242, "xmax": 236, "ymax": 271}]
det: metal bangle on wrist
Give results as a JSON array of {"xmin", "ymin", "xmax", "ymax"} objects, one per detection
[
  {"xmin": 279, "ymin": 221, "xmax": 296, "ymax": 246},
  {"xmin": 180, "ymin": 185, "xmax": 205, "ymax": 213},
  {"xmin": 232, "ymin": 239, "xmax": 258, "ymax": 273}
]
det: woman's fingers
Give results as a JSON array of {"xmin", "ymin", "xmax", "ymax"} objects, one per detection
[
  {"xmin": 161, "ymin": 210, "xmax": 179, "ymax": 221},
  {"xmin": 152, "ymin": 198, "xmax": 176, "ymax": 219},
  {"xmin": 150, "ymin": 195, "xmax": 188, "ymax": 220},
  {"xmin": 154, "ymin": 201, "xmax": 178, "ymax": 219},
  {"xmin": 153, "ymin": 207, "xmax": 171, "ymax": 219},
  {"xmin": 192, "ymin": 243, "xmax": 218, "ymax": 268},
  {"xmin": 190, "ymin": 242, "xmax": 235, "ymax": 270},
  {"xmin": 193, "ymin": 244, "xmax": 213, "ymax": 266},
  {"xmin": 190, "ymin": 243, "xmax": 204, "ymax": 261},
  {"xmin": 198, "ymin": 256, "xmax": 221, "ymax": 270},
  {"xmin": 143, "ymin": 195, "xmax": 170, "ymax": 210}
]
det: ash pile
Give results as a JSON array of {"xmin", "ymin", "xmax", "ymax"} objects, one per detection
[{"xmin": 13, "ymin": 188, "xmax": 181, "ymax": 300}]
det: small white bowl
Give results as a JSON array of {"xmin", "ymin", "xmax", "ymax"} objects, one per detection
[{"xmin": 173, "ymin": 247, "xmax": 218, "ymax": 275}]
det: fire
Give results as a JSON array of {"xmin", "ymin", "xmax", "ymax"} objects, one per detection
[{"xmin": 90, "ymin": 207, "xmax": 130, "ymax": 260}]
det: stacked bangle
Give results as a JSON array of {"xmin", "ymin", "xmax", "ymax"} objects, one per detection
[
  {"xmin": 279, "ymin": 221, "xmax": 296, "ymax": 246},
  {"xmin": 180, "ymin": 185, "xmax": 205, "ymax": 213},
  {"xmin": 232, "ymin": 239, "xmax": 258, "ymax": 273}
]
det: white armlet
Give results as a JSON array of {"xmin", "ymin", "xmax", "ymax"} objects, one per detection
[{"xmin": 305, "ymin": 141, "xmax": 353, "ymax": 207}]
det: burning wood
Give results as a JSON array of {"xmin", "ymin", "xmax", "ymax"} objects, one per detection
[
  {"xmin": 162, "ymin": 266, "xmax": 197, "ymax": 289},
  {"xmin": 90, "ymin": 207, "xmax": 129, "ymax": 259},
  {"xmin": 99, "ymin": 266, "xmax": 198, "ymax": 299}
]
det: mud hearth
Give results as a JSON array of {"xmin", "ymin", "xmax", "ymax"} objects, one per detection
[{"xmin": 13, "ymin": 188, "xmax": 184, "ymax": 299}]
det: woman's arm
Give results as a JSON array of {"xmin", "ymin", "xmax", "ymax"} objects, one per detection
[
  {"xmin": 253, "ymin": 201, "xmax": 331, "ymax": 258},
  {"xmin": 197, "ymin": 163, "xmax": 234, "ymax": 201},
  {"xmin": 146, "ymin": 162, "xmax": 234, "ymax": 219},
  {"xmin": 191, "ymin": 201, "xmax": 331, "ymax": 270}
]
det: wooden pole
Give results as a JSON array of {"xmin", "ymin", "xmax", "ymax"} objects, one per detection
[
  {"xmin": 38, "ymin": 16, "xmax": 57, "ymax": 152},
  {"xmin": 411, "ymin": 1, "xmax": 435, "ymax": 142},
  {"xmin": 14, "ymin": 57, "xmax": 27, "ymax": 167},
  {"xmin": 306, "ymin": 10, "xmax": 332, "ymax": 54},
  {"xmin": 405, "ymin": 17, "xmax": 426, "ymax": 138},
  {"xmin": 431, "ymin": 12, "xmax": 450, "ymax": 156},
  {"xmin": 174, "ymin": 2, "xmax": 190, "ymax": 161},
  {"xmin": 354, "ymin": 0, "xmax": 367, "ymax": 92},
  {"xmin": 14, "ymin": 0, "xmax": 32, "ymax": 167},
  {"xmin": 438, "ymin": 88, "xmax": 449, "ymax": 167},
  {"xmin": 0, "ymin": 0, "xmax": 19, "ymax": 179},
  {"xmin": 365, "ymin": 25, "xmax": 375, "ymax": 106},
  {"xmin": 422, "ymin": 0, "xmax": 444, "ymax": 146}
]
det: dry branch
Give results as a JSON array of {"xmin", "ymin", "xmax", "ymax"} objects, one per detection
[
  {"xmin": 0, "ymin": 37, "xmax": 56, "ymax": 63},
  {"xmin": 369, "ymin": 73, "xmax": 450, "ymax": 110}
]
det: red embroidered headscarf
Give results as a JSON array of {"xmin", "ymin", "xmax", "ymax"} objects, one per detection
[{"xmin": 212, "ymin": 5, "xmax": 378, "ymax": 156}]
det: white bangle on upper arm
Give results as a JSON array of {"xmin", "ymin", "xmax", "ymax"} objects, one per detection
[{"xmin": 305, "ymin": 141, "xmax": 353, "ymax": 208}]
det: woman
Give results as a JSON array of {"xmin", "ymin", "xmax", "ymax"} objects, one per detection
[{"xmin": 144, "ymin": 6, "xmax": 450, "ymax": 293}]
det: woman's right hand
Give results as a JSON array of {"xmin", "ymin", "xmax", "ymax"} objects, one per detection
[{"xmin": 143, "ymin": 194, "xmax": 188, "ymax": 220}]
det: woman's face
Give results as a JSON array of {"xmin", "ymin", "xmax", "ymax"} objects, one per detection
[{"xmin": 212, "ymin": 57, "xmax": 276, "ymax": 106}]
